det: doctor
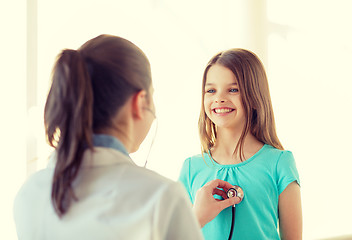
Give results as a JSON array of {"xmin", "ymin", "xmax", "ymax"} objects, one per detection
[{"xmin": 14, "ymin": 34, "xmax": 239, "ymax": 240}]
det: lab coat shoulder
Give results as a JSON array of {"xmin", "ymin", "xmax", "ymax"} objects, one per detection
[
  {"xmin": 107, "ymin": 160, "xmax": 204, "ymax": 240},
  {"xmin": 151, "ymin": 180, "xmax": 204, "ymax": 240},
  {"xmin": 98, "ymin": 151, "xmax": 204, "ymax": 240},
  {"xmin": 13, "ymin": 168, "xmax": 53, "ymax": 240}
]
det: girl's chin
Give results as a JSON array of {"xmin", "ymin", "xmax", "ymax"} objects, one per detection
[{"xmin": 212, "ymin": 121, "xmax": 245, "ymax": 130}]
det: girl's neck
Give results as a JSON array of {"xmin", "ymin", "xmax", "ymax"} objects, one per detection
[{"xmin": 211, "ymin": 128, "xmax": 264, "ymax": 165}]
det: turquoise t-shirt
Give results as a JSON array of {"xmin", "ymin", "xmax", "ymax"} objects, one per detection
[{"xmin": 178, "ymin": 144, "xmax": 300, "ymax": 240}]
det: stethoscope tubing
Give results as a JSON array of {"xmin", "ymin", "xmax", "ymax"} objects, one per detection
[
  {"xmin": 226, "ymin": 186, "xmax": 244, "ymax": 240},
  {"xmin": 228, "ymin": 206, "xmax": 236, "ymax": 240}
]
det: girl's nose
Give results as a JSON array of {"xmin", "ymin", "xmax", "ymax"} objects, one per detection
[{"xmin": 215, "ymin": 94, "xmax": 226, "ymax": 103}]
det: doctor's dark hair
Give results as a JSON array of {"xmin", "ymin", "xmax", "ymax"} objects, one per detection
[
  {"xmin": 198, "ymin": 49, "xmax": 283, "ymax": 160},
  {"xmin": 44, "ymin": 34, "xmax": 151, "ymax": 217}
]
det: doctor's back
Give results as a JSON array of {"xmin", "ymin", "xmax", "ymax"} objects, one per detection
[{"xmin": 13, "ymin": 34, "xmax": 203, "ymax": 240}]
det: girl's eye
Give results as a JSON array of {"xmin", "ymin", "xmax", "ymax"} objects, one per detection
[
  {"xmin": 229, "ymin": 88, "xmax": 239, "ymax": 93},
  {"xmin": 206, "ymin": 89, "xmax": 215, "ymax": 93}
]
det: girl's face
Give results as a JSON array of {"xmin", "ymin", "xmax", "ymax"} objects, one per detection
[{"xmin": 204, "ymin": 64, "xmax": 246, "ymax": 131}]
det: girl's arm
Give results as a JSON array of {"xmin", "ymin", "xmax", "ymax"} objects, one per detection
[{"xmin": 278, "ymin": 181, "xmax": 302, "ymax": 240}]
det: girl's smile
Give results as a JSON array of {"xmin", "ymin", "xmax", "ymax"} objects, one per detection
[{"xmin": 212, "ymin": 107, "xmax": 235, "ymax": 115}]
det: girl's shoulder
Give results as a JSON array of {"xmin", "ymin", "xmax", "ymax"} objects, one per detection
[
  {"xmin": 260, "ymin": 145, "xmax": 297, "ymax": 171},
  {"xmin": 262, "ymin": 144, "xmax": 294, "ymax": 160},
  {"xmin": 182, "ymin": 152, "xmax": 215, "ymax": 170},
  {"xmin": 185, "ymin": 153, "xmax": 207, "ymax": 161}
]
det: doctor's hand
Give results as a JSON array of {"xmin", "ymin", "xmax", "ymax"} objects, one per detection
[{"xmin": 193, "ymin": 179, "xmax": 241, "ymax": 228}]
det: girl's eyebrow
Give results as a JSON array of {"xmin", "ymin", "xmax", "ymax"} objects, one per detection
[{"xmin": 205, "ymin": 82, "xmax": 238, "ymax": 86}]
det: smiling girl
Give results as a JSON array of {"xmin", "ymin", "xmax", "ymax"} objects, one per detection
[{"xmin": 179, "ymin": 49, "xmax": 302, "ymax": 239}]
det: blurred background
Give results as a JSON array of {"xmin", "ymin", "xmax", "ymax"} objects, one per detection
[{"xmin": 1, "ymin": 0, "xmax": 351, "ymax": 239}]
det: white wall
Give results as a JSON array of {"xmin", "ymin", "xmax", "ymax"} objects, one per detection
[
  {"xmin": 3, "ymin": 0, "xmax": 352, "ymax": 239},
  {"xmin": 268, "ymin": 1, "xmax": 352, "ymax": 238},
  {"xmin": 0, "ymin": 1, "xmax": 26, "ymax": 240}
]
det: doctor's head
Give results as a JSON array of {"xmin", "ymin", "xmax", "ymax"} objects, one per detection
[{"xmin": 44, "ymin": 34, "xmax": 154, "ymax": 216}]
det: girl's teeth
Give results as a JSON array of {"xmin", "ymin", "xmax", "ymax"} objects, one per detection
[{"xmin": 215, "ymin": 108, "xmax": 233, "ymax": 113}]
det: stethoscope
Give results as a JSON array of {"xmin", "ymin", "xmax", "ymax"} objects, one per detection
[{"xmin": 226, "ymin": 185, "xmax": 245, "ymax": 240}]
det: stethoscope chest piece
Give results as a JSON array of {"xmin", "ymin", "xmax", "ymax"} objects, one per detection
[{"xmin": 227, "ymin": 185, "xmax": 244, "ymax": 203}]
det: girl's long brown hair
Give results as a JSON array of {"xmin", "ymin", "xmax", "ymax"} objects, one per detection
[
  {"xmin": 199, "ymin": 49, "xmax": 283, "ymax": 161},
  {"xmin": 44, "ymin": 35, "xmax": 151, "ymax": 217}
]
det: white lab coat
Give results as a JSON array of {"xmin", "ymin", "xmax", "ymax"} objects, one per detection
[{"xmin": 14, "ymin": 147, "xmax": 204, "ymax": 240}]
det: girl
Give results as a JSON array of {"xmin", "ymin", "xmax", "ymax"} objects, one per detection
[
  {"xmin": 179, "ymin": 49, "xmax": 302, "ymax": 239},
  {"xmin": 14, "ymin": 34, "xmax": 206, "ymax": 240}
]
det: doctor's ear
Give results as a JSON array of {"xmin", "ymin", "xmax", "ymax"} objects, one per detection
[{"xmin": 131, "ymin": 90, "xmax": 147, "ymax": 119}]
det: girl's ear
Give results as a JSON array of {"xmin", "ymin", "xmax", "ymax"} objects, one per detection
[{"xmin": 131, "ymin": 90, "xmax": 147, "ymax": 119}]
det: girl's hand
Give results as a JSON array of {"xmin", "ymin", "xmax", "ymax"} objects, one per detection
[{"xmin": 193, "ymin": 179, "xmax": 241, "ymax": 228}]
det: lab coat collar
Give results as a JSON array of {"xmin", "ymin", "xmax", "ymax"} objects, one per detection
[
  {"xmin": 47, "ymin": 147, "xmax": 135, "ymax": 169},
  {"xmin": 92, "ymin": 134, "xmax": 129, "ymax": 157},
  {"xmin": 80, "ymin": 147, "xmax": 135, "ymax": 168},
  {"xmin": 47, "ymin": 134, "xmax": 133, "ymax": 168}
]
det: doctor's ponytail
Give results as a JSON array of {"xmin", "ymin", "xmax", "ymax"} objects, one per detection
[{"xmin": 45, "ymin": 49, "xmax": 93, "ymax": 217}]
